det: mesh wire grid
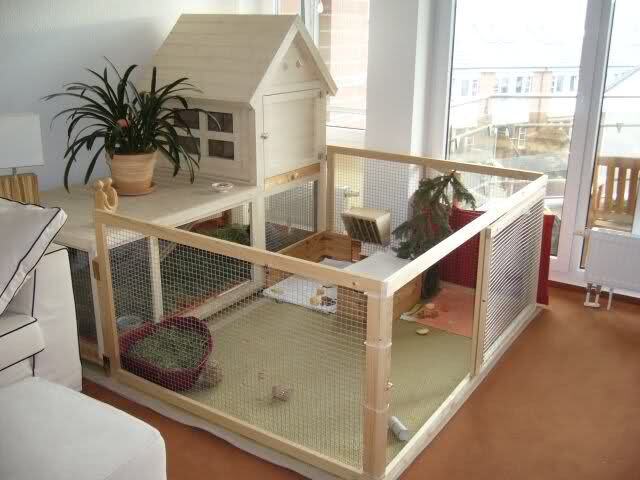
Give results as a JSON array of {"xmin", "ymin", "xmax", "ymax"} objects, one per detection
[
  {"xmin": 384, "ymin": 240, "xmax": 479, "ymax": 464},
  {"xmin": 331, "ymin": 153, "xmax": 528, "ymax": 256},
  {"xmin": 483, "ymin": 199, "xmax": 544, "ymax": 359},
  {"xmin": 265, "ymin": 181, "xmax": 318, "ymax": 252},
  {"xmin": 105, "ymin": 225, "xmax": 367, "ymax": 468},
  {"xmin": 67, "ymin": 248, "xmax": 98, "ymax": 341}
]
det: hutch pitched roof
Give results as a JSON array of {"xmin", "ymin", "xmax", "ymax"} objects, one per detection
[{"xmin": 141, "ymin": 14, "xmax": 337, "ymax": 106}]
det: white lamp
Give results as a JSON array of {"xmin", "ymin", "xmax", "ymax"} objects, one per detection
[
  {"xmin": 0, "ymin": 113, "xmax": 44, "ymax": 203},
  {"xmin": 0, "ymin": 113, "xmax": 44, "ymax": 174}
]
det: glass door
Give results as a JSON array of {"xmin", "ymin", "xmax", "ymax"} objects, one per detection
[
  {"xmin": 584, "ymin": 0, "xmax": 640, "ymax": 240},
  {"xmin": 446, "ymin": 0, "xmax": 589, "ymax": 258}
]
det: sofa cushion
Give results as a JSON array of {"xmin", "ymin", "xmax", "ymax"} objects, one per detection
[
  {"xmin": 0, "ymin": 198, "xmax": 67, "ymax": 315},
  {"xmin": 0, "ymin": 378, "xmax": 167, "ymax": 480},
  {"xmin": 0, "ymin": 313, "xmax": 44, "ymax": 372}
]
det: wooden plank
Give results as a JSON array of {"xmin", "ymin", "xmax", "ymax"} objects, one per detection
[
  {"xmin": 318, "ymin": 156, "xmax": 328, "ymax": 232},
  {"xmin": 40, "ymin": 167, "xmax": 258, "ymax": 252},
  {"xmin": 363, "ymin": 294, "xmax": 393, "ymax": 480},
  {"xmin": 264, "ymin": 163, "xmax": 321, "ymax": 191},
  {"xmin": 327, "ymin": 145, "xmax": 543, "ymax": 181},
  {"xmin": 88, "ymin": 248, "xmax": 106, "ymax": 360},
  {"xmin": 322, "ymin": 232, "xmax": 357, "ymax": 262},
  {"xmin": 470, "ymin": 229, "xmax": 491, "ymax": 376},
  {"xmin": 392, "ymin": 274, "xmax": 422, "ymax": 321},
  {"xmin": 148, "ymin": 237, "xmax": 164, "ymax": 323},
  {"xmin": 384, "ymin": 176, "xmax": 547, "ymax": 295},
  {"xmin": 95, "ymin": 210, "xmax": 384, "ymax": 294},
  {"xmin": 94, "ymin": 223, "xmax": 120, "ymax": 373},
  {"xmin": 616, "ymin": 165, "xmax": 627, "ymax": 213},
  {"xmin": 327, "ymin": 150, "xmax": 336, "ymax": 232},
  {"xmin": 115, "ymin": 369, "xmax": 362, "ymax": 480},
  {"xmin": 629, "ymin": 168, "xmax": 639, "ymax": 215},
  {"xmin": 277, "ymin": 230, "xmax": 326, "ymax": 262},
  {"xmin": 78, "ymin": 337, "xmax": 102, "ymax": 366},
  {"xmin": 316, "ymin": 90, "xmax": 328, "ymax": 232},
  {"xmin": 604, "ymin": 164, "xmax": 616, "ymax": 211},
  {"xmin": 0, "ymin": 173, "xmax": 39, "ymax": 204}
]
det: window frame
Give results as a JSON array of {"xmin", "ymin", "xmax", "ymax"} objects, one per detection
[{"xmin": 436, "ymin": 0, "xmax": 617, "ymax": 286}]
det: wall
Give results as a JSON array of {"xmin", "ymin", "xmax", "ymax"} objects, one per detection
[
  {"xmin": 364, "ymin": 0, "xmax": 421, "ymax": 153},
  {"xmin": 0, "ymin": 0, "xmax": 243, "ymax": 191}
]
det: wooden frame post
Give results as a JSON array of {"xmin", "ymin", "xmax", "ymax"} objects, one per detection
[
  {"xmin": 93, "ymin": 179, "xmax": 121, "ymax": 373},
  {"xmin": 326, "ymin": 148, "xmax": 336, "ymax": 232},
  {"xmin": 470, "ymin": 229, "xmax": 491, "ymax": 376},
  {"xmin": 148, "ymin": 236, "xmax": 164, "ymax": 323},
  {"xmin": 363, "ymin": 291, "xmax": 393, "ymax": 480}
]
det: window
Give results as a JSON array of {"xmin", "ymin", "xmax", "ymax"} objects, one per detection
[
  {"xmin": 208, "ymin": 140, "xmax": 234, "ymax": 160},
  {"xmin": 465, "ymin": 135, "xmax": 475, "ymax": 148},
  {"xmin": 515, "ymin": 76, "xmax": 523, "ymax": 93},
  {"xmin": 585, "ymin": 0, "xmax": 640, "ymax": 239},
  {"xmin": 471, "ymin": 79, "xmax": 479, "ymax": 96},
  {"xmin": 208, "ymin": 112, "xmax": 233, "ymax": 133},
  {"xmin": 177, "ymin": 135, "xmax": 198, "ymax": 155},
  {"xmin": 552, "ymin": 74, "xmax": 566, "ymax": 93},
  {"xmin": 447, "ymin": 0, "xmax": 588, "ymax": 256},
  {"xmin": 517, "ymin": 127, "xmax": 527, "ymax": 148},
  {"xmin": 278, "ymin": 0, "xmax": 370, "ymax": 130},
  {"xmin": 569, "ymin": 75, "xmax": 577, "ymax": 91},
  {"xmin": 461, "ymin": 79, "xmax": 470, "ymax": 96},
  {"xmin": 499, "ymin": 77, "xmax": 509, "ymax": 93},
  {"xmin": 175, "ymin": 109, "xmax": 236, "ymax": 161}
]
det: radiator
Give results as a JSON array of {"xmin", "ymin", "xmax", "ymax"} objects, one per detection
[{"xmin": 583, "ymin": 227, "xmax": 640, "ymax": 309}]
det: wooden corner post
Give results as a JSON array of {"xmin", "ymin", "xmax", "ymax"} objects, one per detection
[
  {"xmin": 470, "ymin": 228, "xmax": 491, "ymax": 377},
  {"xmin": 326, "ymin": 147, "xmax": 336, "ymax": 232},
  {"xmin": 363, "ymin": 289, "xmax": 393, "ymax": 480},
  {"xmin": 93, "ymin": 178, "xmax": 120, "ymax": 374}
]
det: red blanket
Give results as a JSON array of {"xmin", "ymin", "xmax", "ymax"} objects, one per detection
[{"xmin": 439, "ymin": 206, "xmax": 554, "ymax": 305}]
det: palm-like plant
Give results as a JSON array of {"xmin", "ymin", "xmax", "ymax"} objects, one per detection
[
  {"xmin": 44, "ymin": 59, "xmax": 214, "ymax": 190},
  {"xmin": 393, "ymin": 171, "xmax": 476, "ymax": 298}
]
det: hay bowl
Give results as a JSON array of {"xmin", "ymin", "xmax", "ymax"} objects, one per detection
[{"xmin": 119, "ymin": 316, "xmax": 213, "ymax": 392}]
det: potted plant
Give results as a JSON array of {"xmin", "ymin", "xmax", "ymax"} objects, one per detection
[
  {"xmin": 393, "ymin": 171, "xmax": 476, "ymax": 299},
  {"xmin": 44, "ymin": 60, "xmax": 213, "ymax": 195}
]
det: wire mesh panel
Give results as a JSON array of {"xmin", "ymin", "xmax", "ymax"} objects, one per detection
[
  {"xmin": 483, "ymin": 199, "xmax": 544, "ymax": 359},
  {"xmin": 331, "ymin": 153, "xmax": 532, "ymax": 255},
  {"xmin": 178, "ymin": 204, "xmax": 251, "ymax": 243},
  {"xmin": 385, "ymin": 244, "xmax": 477, "ymax": 465},
  {"xmin": 109, "ymin": 237, "xmax": 154, "ymax": 325},
  {"xmin": 265, "ymin": 181, "xmax": 317, "ymax": 252},
  {"xmin": 455, "ymin": 171, "xmax": 529, "ymax": 208},
  {"xmin": 104, "ymin": 225, "xmax": 367, "ymax": 469},
  {"xmin": 67, "ymin": 248, "xmax": 97, "ymax": 341},
  {"xmin": 332, "ymin": 153, "xmax": 420, "ymax": 256}
]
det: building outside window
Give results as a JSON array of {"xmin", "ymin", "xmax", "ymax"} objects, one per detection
[
  {"xmin": 447, "ymin": 0, "xmax": 589, "ymax": 256},
  {"xmin": 460, "ymin": 79, "xmax": 470, "ymax": 96},
  {"xmin": 517, "ymin": 127, "xmax": 527, "ymax": 148},
  {"xmin": 570, "ymin": 75, "xmax": 578, "ymax": 91}
]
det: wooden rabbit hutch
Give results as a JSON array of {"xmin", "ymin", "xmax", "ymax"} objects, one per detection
[
  {"xmin": 94, "ymin": 149, "xmax": 547, "ymax": 480},
  {"xmin": 84, "ymin": 13, "xmax": 549, "ymax": 480}
]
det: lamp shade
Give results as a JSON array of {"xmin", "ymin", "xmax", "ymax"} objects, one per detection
[{"xmin": 0, "ymin": 113, "xmax": 44, "ymax": 169}]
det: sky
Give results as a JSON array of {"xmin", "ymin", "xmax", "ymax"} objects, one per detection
[{"xmin": 453, "ymin": 0, "xmax": 640, "ymax": 69}]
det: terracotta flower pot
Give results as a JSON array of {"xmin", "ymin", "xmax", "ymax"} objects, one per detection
[{"xmin": 108, "ymin": 151, "xmax": 158, "ymax": 196}]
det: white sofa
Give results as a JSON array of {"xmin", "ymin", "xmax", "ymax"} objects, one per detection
[
  {"xmin": 0, "ymin": 242, "xmax": 167, "ymax": 480},
  {"xmin": 0, "ymin": 244, "xmax": 82, "ymax": 389}
]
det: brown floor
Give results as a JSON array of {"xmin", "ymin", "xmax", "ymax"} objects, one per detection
[{"xmin": 83, "ymin": 287, "xmax": 640, "ymax": 480}]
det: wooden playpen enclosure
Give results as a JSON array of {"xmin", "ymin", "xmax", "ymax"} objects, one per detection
[{"xmin": 93, "ymin": 145, "xmax": 546, "ymax": 480}]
